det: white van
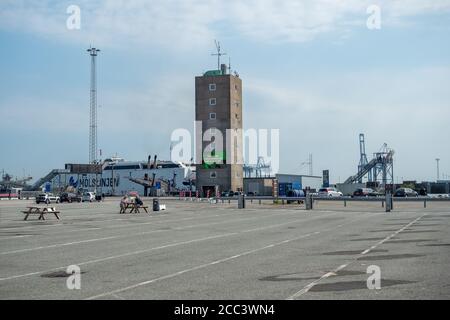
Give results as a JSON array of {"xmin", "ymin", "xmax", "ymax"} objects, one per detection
[{"xmin": 82, "ymin": 192, "xmax": 96, "ymax": 202}]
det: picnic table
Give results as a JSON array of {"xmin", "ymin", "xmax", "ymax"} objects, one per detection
[
  {"xmin": 22, "ymin": 206, "xmax": 60, "ymax": 221},
  {"xmin": 119, "ymin": 202, "xmax": 149, "ymax": 214}
]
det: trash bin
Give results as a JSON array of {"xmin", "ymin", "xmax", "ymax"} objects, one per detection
[
  {"xmin": 238, "ymin": 194, "xmax": 245, "ymax": 209},
  {"xmin": 153, "ymin": 198, "xmax": 160, "ymax": 211}
]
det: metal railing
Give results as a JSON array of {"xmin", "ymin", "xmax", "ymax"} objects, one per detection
[{"xmin": 173, "ymin": 194, "xmax": 450, "ymax": 210}]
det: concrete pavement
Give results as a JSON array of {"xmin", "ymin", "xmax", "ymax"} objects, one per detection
[{"xmin": 0, "ymin": 199, "xmax": 449, "ymax": 299}]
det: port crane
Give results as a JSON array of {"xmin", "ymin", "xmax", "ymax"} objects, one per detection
[
  {"xmin": 0, "ymin": 172, "xmax": 33, "ymax": 189},
  {"xmin": 345, "ymin": 134, "xmax": 394, "ymax": 189},
  {"xmin": 243, "ymin": 157, "xmax": 272, "ymax": 178}
]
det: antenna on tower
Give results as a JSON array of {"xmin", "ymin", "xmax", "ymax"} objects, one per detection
[
  {"xmin": 87, "ymin": 46, "xmax": 100, "ymax": 164},
  {"xmin": 211, "ymin": 40, "xmax": 227, "ymax": 71}
]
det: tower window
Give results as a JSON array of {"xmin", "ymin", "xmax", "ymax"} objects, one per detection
[
  {"xmin": 209, "ymin": 113, "xmax": 216, "ymax": 120},
  {"xmin": 210, "ymin": 172, "xmax": 217, "ymax": 179},
  {"xmin": 209, "ymin": 98, "xmax": 216, "ymax": 106},
  {"xmin": 209, "ymin": 83, "xmax": 216, "ymax": 91}
]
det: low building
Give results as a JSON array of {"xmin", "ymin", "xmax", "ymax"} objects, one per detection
[
  {"xmin": 244, "ymin": 174, "xmax": 322, "ymax": 196},
  {"xmin": 419, "ymin": 181, "xmax": 450, "ymax": 194},
  {"xmin": 244, "ymin": 177, "xmax": 274, "ymax": 196},
  {"xmin": 276, "ymin": 174, "xmax": 322, "ymax": 195}
]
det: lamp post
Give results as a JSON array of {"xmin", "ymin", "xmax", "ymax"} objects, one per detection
[{"xmin": 436, "ymin": 158, "xmax": 440, "ymax": 181}]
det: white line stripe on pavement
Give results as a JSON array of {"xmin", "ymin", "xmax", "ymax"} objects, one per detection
[
  {"xmin": 286, "ymin": 214, "xmax": 426, "ymax": 300},
  {"xmin": 0, "ymin": 210, "xmax": 334, "ymax": 255},
  {"xmin": 84, "ymin": 213, "xmax": 376, "ymax": 300},
  {"xmin": 0, "ymin": 211, "xmax": 353, "ymax": 281}
]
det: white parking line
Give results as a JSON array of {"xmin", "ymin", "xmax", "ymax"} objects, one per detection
[
  {"xmin": 0, "ymin": 233, "xmax": 236, "ymax": 281},
  {"xmin": 0, "ymin": 206, "xmax": 298, "ymax": 235},
  {"xmin": 86, "ymin": 232, "xmax": 318, "ymax": 300},
  {"xmin": 0, "ymin": 213, "xmax": 229, "ymax": 237},
  {"xmin": 0, "ymin": 210, "xmax": 327, "ymax": 255},
  {"xmin": 0, "ymin": 211, "xmax": 355, "ymax": 281},
  {"xmin": 0, "ymin": 235, "xmax": 33, "ymax": 240},
  {"xmin": 286, "ymin": 214, "xmax": 426, "ymax": 300},
  {"xmin": 85, "ymin": 214, "xmax": 375, "ymax": 300},
  {"xmin": 0, "ymin": 203, "xmax": 223, "ymax": 230}
]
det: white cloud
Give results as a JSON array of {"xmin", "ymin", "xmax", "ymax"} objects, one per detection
[
  {"xmin": 1, "ymin": 0, "xmax": 450, "ymax": 49},
  {"xmin": 227, "ymin": 0, "xmax": 364, "ymax": 43},
  {"xmin": 0, "ymin": 72, "xmax": 194, "ymax": 133},
  {"xmin": 99, "ymin": 73, "xmax": 194, "ymax": 133},
  {"xmin": 1, "ymin": 1, "xmax": 449, "ymax": 181},
  {"xmin": 243, "ymin": 67, "xmax": 450, "ymax": 181}
]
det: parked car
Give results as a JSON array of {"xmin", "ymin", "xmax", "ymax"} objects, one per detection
[
  {"xmin": 353, "ymin": 188, "xmax": 381, "ymax": 197},
  {"xmin": 418, "ymin": 188, "xmax": 428, "ymax": 196},
  {"xmin": 221, "ymin": 191, "xmax": 235, "ymax": 197},
  {"xmin": 287, "ymin": 189, "xmax": 305, "ymax": 197},
  {"xmin": 60, "ymin": 192, "xmax": 82, "ymax": 203},
  {"xmin": 394, "ymin": 188, "xmax": 418, "ymax": 197},
  {"xmin": 82, "ymin": 192, "xmax": 96, "ymax": 202},
  {"xmin": 286, "ymin": 189, "xmax": 305, "ymax": 204},
  {"xmin": 318, "ymin": 187, "xmax": 343, "ymax": 197},
  {"xmin": 36, "ymin": 193, "xmax": 60, "ymax": 204}
]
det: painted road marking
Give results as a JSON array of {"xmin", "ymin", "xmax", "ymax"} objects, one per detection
[
  {"xmin": 85, "ymin": 214, "xmax": 376, "ymax": 300},
  {"xmin": 286, "ymin": 214, "xmax": 426, "ymax": 300},
  {"xmin": 0, "ymin": 210, "xmax": 338, "ymax": 255},
  {"xmin": 0, "ymin": 211, "xmax": 360, "ymax": 281}
]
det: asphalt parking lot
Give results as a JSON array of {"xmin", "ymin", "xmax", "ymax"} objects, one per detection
[{"xmin": 0, "ymin": 198, "xmax": 449, "ymax": 300}]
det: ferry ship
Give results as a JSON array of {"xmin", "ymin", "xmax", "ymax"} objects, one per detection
[{"xmin": 44, "ymin": 157, "xmax": 196, "ymax": 196}]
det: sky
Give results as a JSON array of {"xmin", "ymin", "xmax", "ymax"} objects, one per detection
[{"xmin": 0, "ymin": 0, "xmax": 449, "ymax": 184}]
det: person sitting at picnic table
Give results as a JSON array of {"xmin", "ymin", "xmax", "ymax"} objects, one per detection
[
  {"xmin": 120, "ymin": 196, "xmax": 129, "ymax": 210},
  {"xmin": 135, "ymin": 194, "xmax": 144, "ymax": 206}
]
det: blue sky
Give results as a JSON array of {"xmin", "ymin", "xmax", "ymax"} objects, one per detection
[{"xmin": 1, "ymin": 0, "xmax": 450, "ymax": 183}]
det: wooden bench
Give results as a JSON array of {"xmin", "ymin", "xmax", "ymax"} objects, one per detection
[
  {"xmin": 133, "ymin": 205, "xmax": 149, "ymax": 213},
  {"xmin": 120, "ymin": 203, "xmax": 149, "ymax": 214},
  {"xmin": 22, "ymin": 207, "xmax": 60, "ymax": 221}
]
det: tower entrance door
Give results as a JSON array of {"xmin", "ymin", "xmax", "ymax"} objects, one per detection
[{"xmin": 202, "ymin": 186, "xmax": 216, "ymax": 198}]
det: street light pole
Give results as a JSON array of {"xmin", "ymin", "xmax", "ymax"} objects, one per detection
[{"xmin": 436, "ymin": 158, "xmax": 440, "ymax": 181}]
